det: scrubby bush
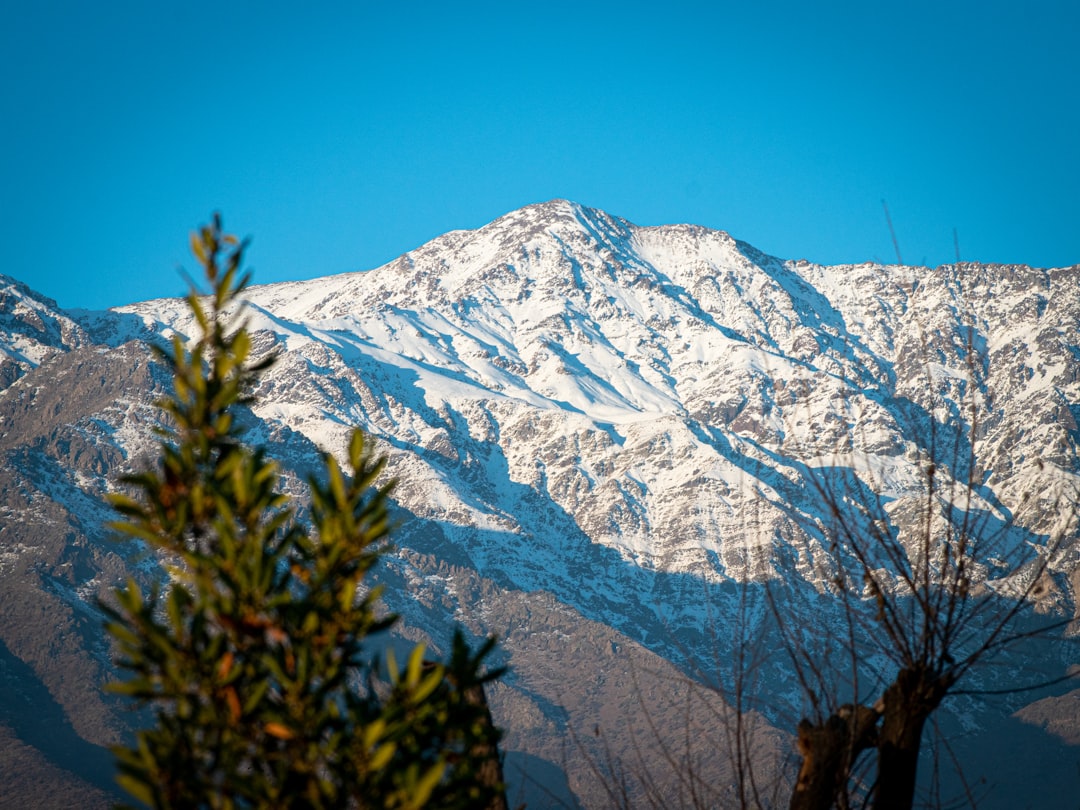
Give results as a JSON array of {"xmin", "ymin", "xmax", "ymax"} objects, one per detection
[{"xmin": 102, "ymin": 216, "xmax": 505, "ymax": 809}]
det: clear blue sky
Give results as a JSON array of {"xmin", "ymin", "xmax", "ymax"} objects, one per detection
[{"xmin": 2, "ymin": 1, "xmax": 1077, "ymax": 310}]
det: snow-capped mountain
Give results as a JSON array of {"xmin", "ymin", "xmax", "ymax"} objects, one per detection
[
  {"xmin": 0, "ymin": 275, "xmax": 88, "ymax": 387},
  {"xmin": 1, "ymin": 200, "xmax": 1078, "ymax": 807},
  {"xmin": 110, "ymin": 199, "xmax": 1080, "ymax": 588}
]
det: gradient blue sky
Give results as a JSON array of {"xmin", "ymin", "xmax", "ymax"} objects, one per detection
[{"xmin": 2, "ymin": 1, "xmax": 1078, "ymax": 310}]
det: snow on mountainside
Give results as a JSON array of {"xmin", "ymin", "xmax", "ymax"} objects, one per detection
[
  {"xmin": 0, "ymin": 274, "xmax": 89, "ymax": 388},
  {"xmin": 3, "ymin": 200, "xmax": 1080, "ymax": 807},
  {"xmin": 112, "ymin": 200, "xmax": 1080, "ymax": 586}
]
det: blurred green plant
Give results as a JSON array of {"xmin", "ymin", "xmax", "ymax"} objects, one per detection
[{"xmin": 101, "ymin": 215, "xmax": 505, "ymax": 809}]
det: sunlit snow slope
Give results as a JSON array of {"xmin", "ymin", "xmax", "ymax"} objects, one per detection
[
  {"xmin": 115, "ymin": 200, "xmax": 1080, "ymax": 597},
  {"xmin": 3, "ymin": 200, "xmax": 1079, "ymax": 807}
]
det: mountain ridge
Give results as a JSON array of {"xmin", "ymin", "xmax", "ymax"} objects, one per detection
[{"xmin": 1, "ymin": 201, "xmax": 1078, "ymax": 806}]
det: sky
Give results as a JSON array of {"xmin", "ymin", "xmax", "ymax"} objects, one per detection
[{"xmin": 2, "ymin": 0, "xmax": 1078, "ymax": 311}]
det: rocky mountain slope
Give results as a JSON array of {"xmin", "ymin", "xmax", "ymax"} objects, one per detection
[{"xmin": 1, "ymin": 200, "xmax": 1078, "ymax": 807}]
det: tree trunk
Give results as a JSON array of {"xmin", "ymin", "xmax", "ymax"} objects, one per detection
[
  {"xmin": 872, "ymin": 666, "xmax": 953, "ymax": 810},
  {"xmin": 789, "ymin": 704, "xmax": 879, "ymax": 810}
]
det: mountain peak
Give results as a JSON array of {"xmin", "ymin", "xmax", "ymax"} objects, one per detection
[
  {"xmin": 468, "ymin": 199, "xmax": 637, "ymax": 257},
  {"xmin": 2, "ymin": 205, "xmax": 1079, "ymax": 807},
  {"xmin": 507, "ymin": 198, "xmax": 603, "ymax": 224},
  {"xmin": 0, "ymin": 273, "xmax": 88, "ymax": 385}
]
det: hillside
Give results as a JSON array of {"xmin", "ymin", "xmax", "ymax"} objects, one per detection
[{"xmin": 1, "ymin": 201, "xmax": 1078, "ymax": 807}]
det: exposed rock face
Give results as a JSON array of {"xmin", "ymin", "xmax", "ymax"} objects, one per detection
[
  {"xmin": 0, "ymin": 201, "xmax": 1077, "ymax": 806},
  {"xmin": 0, "ymin": 276, "xmax": 88, "ymax": 392}
]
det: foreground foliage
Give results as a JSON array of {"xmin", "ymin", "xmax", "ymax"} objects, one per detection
[{"xmin": 102, "ymin": 216, "xmax": 504, "ymax": 809}]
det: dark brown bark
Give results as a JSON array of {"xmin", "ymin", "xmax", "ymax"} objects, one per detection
[
  {"xmin": 789, "ymin": 704, "xmax": 879, "ymax": 810},
  {"xmin": 872, "ymin": 666, "xmax": 953, "ymax": 810}
]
